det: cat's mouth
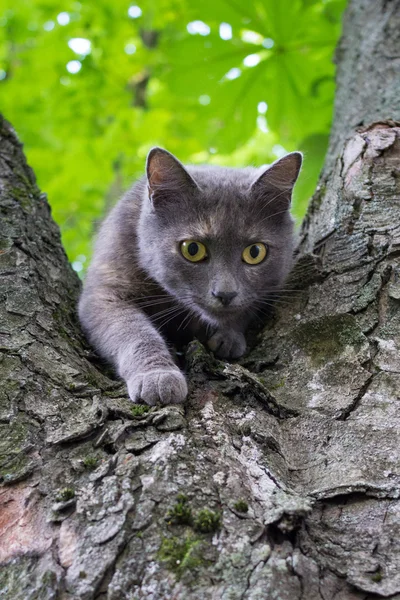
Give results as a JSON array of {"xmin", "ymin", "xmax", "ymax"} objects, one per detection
[
  {"xmin": 209, "ymin": 304, "xmax": 240, "ymax": 313},
  {"xmin": 204, "ymin": 301, "xmax": 243, "ymax": 318},
  {"xmin": 184, "ymin": 296, "xmax": 243, "ymax": 323}
]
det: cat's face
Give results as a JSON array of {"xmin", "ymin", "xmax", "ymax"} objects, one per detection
[{"xmin": 138, "ymin": 148, "xmax": 301, "ymax": 326}]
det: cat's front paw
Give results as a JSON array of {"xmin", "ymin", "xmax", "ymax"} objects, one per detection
[
  {"xmin": 127, "ymin": 368, "xmax": 188, "ymax": 406},
  {"xmin": 207, "ymin": 330, "xmax": 246, "ymax": 359}
]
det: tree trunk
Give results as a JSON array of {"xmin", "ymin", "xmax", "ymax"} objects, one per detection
[{"xmin": 1, "ymin": 0, "xmax": 400, "ymax": 598}]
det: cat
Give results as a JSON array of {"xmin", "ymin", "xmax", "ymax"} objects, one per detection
[{"xmin": 79, "ymin": 147, "xmax": 302, "ymax": 405}]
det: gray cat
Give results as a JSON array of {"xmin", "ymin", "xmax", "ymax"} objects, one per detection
[{"xmin": 79, "ymin": 148, "xmax": 302, "ymax": 405}]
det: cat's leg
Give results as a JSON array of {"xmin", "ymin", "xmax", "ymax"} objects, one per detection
[
  {"xmin": 207, "ymin": 327, "xmax": 247, "ymax": 359},
  {"xmin": 79, "ymin": 293, "xmax": 187, "ymax": 405},
  {"xmin": 190, "ymin": 316, "xmax": 248, "ymax": 360}
]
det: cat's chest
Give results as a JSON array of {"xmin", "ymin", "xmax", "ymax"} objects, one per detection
[{"xmin": 138, "ymin": 296, "xmax": 202, "ymax": 347}]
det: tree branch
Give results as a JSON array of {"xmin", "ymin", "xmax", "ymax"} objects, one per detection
[{"xmin": 1, "ymin": 0, "xmax": 400, "ymax": 598}]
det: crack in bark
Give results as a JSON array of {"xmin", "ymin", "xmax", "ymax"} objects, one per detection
[
  {"xmin": 2, "ymin": 3, "xmax": 400, "ymax": 595},
  {"xmin": 336, "ymin": 374, "xmax": 374, "ymax": 421}
]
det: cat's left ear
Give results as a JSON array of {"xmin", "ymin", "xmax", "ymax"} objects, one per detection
[
  {"xmin": 146, "ymin": 147, "xmax": 198, "ymax": 206},
  {"xmin": 251, "ymin": 152, "xmax": 303, "ymax": 211}
]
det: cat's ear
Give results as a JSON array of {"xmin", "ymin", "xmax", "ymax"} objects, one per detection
[
  {"xmin": 250, "ymin": 152, "xmax": 302, "ymax": 213},
  {"xmin": 146, "ymin": 147, "xmax": 197, "ymax": 205}
]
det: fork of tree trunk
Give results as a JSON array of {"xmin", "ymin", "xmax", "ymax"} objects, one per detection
[{"xmin": 1, "ymin": 0, "xmax": 400, "ymax": 598}]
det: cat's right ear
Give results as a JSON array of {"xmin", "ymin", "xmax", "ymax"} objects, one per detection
[
  {"xmin": 146, "ymin": 147, "xmax": 197, "ymax": 206},
  {"xmin": 250, "ymin": 151, "xmax": 303, "ymax": 213}
]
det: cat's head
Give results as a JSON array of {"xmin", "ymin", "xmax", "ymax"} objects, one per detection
[{"xmin": 137, "ymin": 147, "xmax": 302, "ymax": 326}]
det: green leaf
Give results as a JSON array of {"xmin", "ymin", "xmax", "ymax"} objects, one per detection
[{"xmin": 0, "ymin": 0, "xmax": 347, "ymax": 265}]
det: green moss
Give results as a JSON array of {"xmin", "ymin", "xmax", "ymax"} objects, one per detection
[
  {"xmin": 0, "ymin": 456, "xmax": 32, "ymax": 483},
  {"xmin": 166, "ymin": 494, "xmax": 193, "ymax": 526},
  {"xmin": 158, "ymin": 533, "xmax": 205, "ymax": 577},
  {"xmin": 41, "ymin": 570, "xmax": 57, "ymax": 586},
  {"xmin": 11, "ymin": 186, "xmax": 32, "ymax": 210},
  {"xmin": 238, "ymin": 423, "xmax": 252, "ymax": 436},
  {"xmin": 233, "ymin": 500, "xmax": 248, "ymax": 513},
  {"xmin": 83, "ymin": 455, "xmax": 98, "ymax": 469},
  {"xmin": 131, "ymin": 404, "xmax": 150, "ymax": 417},
  {"xmin": 56, "ymin": 487, "xmax": 75, "ymax": 501},
  {"xmin": 0, "ymin": 238, "xmax": 12, "ymax": 251},
  {"xmin": 79, "ymin": 571, "xmax": 87, "ymax": 579},
  {"xmin": 185, "ymin": 339, "xmax": 224, "ymax": 374},
  {"xmin": 292, "ymin": 314, "xmax": 365, "ymax": 365},
  {"xmin": 371, "ymin": 572, "xmax": 382, "ymax": 583},
  {"xmin": 269, "ymin": 379, "xmax": 285, "ymax": 391},
  {"xmin": 0, "ymin": 420, "xmax": 34, "ymax": 484},
  {"xmin": 312, "ymin": 184, "xmax": 327, "ymax": 209},
  {"xmin": 194, "ymin": 509, "xmax": 221, "ymax": 533}
]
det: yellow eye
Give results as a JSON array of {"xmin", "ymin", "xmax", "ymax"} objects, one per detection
[
  {"xmin": 242, "ymin": 243, "xmax": 267, "ymax": 265},
  {"xmin": 180, "ymin": 240, "xmax": 208, "ymax": 262}
]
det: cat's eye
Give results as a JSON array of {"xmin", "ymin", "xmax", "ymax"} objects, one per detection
[
  {"xmin": 180, "ymin": 240, "xmax": 208, "ymax": 262},
  {"xmin": 242, "ymin": 243, "xmax": 268, "ymax": 265}
]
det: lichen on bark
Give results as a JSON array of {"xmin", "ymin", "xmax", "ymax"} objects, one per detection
[{"xmin": 1, "ymin": 0, "xmax": 400, "ymax": 598}]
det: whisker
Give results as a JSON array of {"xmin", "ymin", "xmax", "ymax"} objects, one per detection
[
  {"xmin": 262, "ymin": 293, "xmax": 302, "ymax": 300},
  {"xmin": 255, "ymin": 297, "xmax": 296, "ymax": 306},
  {"xmin": 263, "ymin": 290, "xmax": 302, "ymax": 298},
  {"xmin": 257, "ymin": 294, "xmax": 300, "ymax": 301},
  {"xmin": 248, "ymin": 306, "xmax": 265, "ymax": 325},
  {"xmin": 264, "ymin": 287, "xmax": 304, "ymax": 294},
  {"xmin": 136, "ymin": 294, "xmax": 195, "ymax": 310},
  {"xmin": 253, "ymin": 297, "xmax": 295, "ymax": 309},
  {"xmin": 136, "ymin": 300, "xmax": 173, "ymax": 309},
  {"xmin": 137, "ymin": 294, "xmax": 174, "ymax": 300},
  {"xmin": 151, "ymin": 306, "xmax": 184, "ymax": 321},
  {"xmin": 149, "ymin": 309, "xmax": 183, "ymax": 325},
  {"xmin": 178, "ymin": 309, "xmax": 196, "ymax": 331},
  {"xmin": 154, "ymin": 310, "xmax": 185, "ymax": 327},
  {"xmin": 252, "ymin": 302, "xmax": 281, "ymax": 311},
  {"xmin": 158, "ymin": 308, "xmax": 188, "ymax": 330}
]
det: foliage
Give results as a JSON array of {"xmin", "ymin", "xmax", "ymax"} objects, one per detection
[
  {"xmin": 165, "ymin": 494, "xmax": 193, "ymax": 526},
  {"xmin": 193, "ymin": 508, "xmax": 221, "ymax": 533},
  {"xmin": 0, "ymin": 0, "xmax": 346, "ymax": 270},
  {"xmin": 82, "ymin": 455, "xmax": 98, "ymax": 469},
  {"xmin": 130, "ymin": 404, "xmax": 150, "ymax": 417},
  {"xmin": 233, "ymin": 499, "xmax": 249, "ymax": 513},
  {"xmin": 55, "ymin": 487, "xmax": 75, "ymax": 501},
  {"xmin": 158, "ymin": 533, "xmax": 205, "ymax": 576}
]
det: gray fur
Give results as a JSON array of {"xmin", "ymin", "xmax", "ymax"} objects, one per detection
[{"xmin": 79, "ymin": 148, "xmax": 302, "ymax": 405}]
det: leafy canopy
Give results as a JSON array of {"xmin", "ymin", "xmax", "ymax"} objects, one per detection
[{"xmin": 0, "ymin": 0, "xmax": 346, "ymax": 271}]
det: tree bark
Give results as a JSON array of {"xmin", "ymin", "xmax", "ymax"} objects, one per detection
[{"xmin": 1, "ymin": 0, "xmax": 400, "ymax": 598}]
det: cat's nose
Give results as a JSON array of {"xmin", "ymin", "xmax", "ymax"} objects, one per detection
[{"xmin": 212, "ymin": 290, "xmax": 238, "ymax": 306}]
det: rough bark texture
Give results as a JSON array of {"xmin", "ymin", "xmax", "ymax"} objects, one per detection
[{"xmin": 1, "ymin": 0, "xmax": 400, "ymax": 598}]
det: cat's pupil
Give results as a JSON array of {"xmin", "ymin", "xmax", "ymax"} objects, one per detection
[
  {"xmin": 250, "ymin": 245, "xmax": 259, "ymax": 259},
  {"xmin": 188, "ymin": 242, "xmax": 199, "ymax": 256}
]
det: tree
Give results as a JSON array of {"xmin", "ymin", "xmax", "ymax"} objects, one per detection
[
  {"xmin": 1, "ymin": 0, "xmax": 399, "ymax": 598},
  {"xmin": 0, "ymin": 0, "xmax": 346, "ymax": 265}
]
